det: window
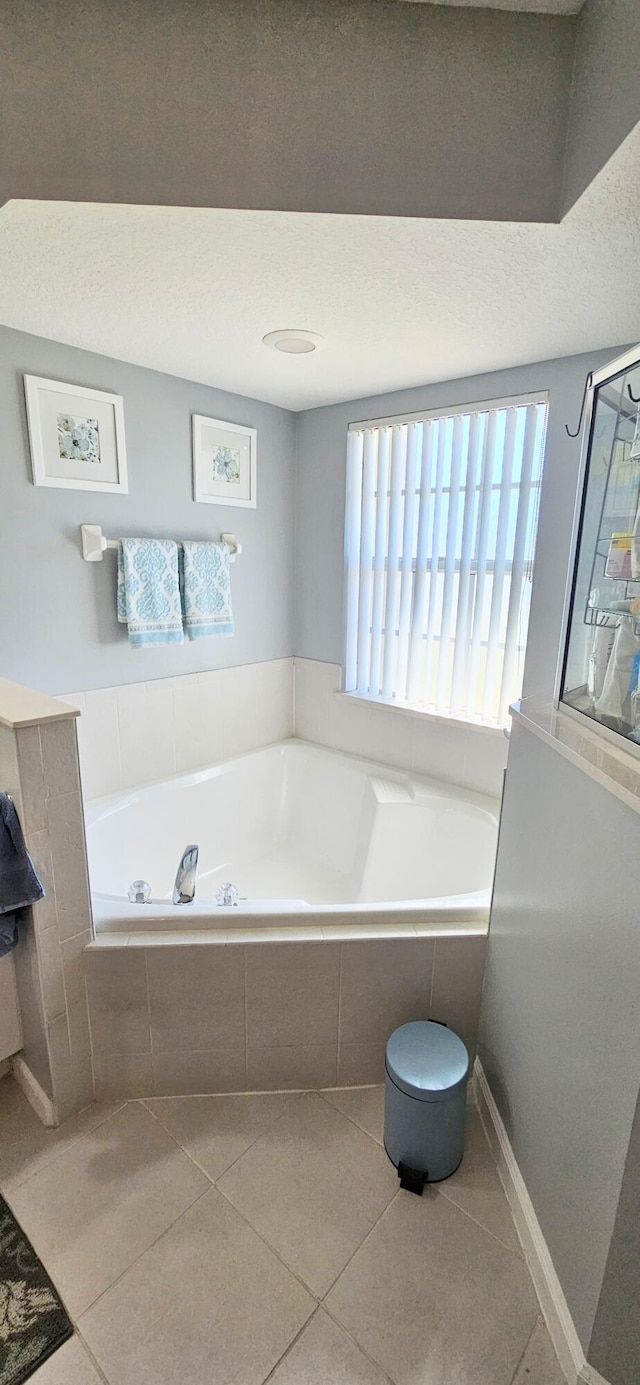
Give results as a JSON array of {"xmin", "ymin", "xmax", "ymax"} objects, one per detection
[{"xmin": 344, "ymin": 394, "xmax": 548, "ymax": 727}]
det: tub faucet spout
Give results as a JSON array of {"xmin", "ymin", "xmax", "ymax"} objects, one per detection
[{"xmin": 173, "ymin": 844, "xmax": 199, "ymax": 905}]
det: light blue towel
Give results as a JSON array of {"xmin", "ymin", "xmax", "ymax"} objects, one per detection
[
  {"xmin": 181, "ymin": 541, "xmax": 235, "ymax": 640},
  {"xmin": 117, "ymin": 538, "xmax": 184, "ymax": 647}
]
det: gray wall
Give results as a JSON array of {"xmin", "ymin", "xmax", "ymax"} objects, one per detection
[
  {"xmin": 0, "ymin": 326, "xmax": 295, "ymax": 694},
  {"xmin": 479, "ymin": 721, "xmax": 640, "ymax": 1356},
  {"xmin": 561, "ymin": 0, "xmax": 640, "ymax": 216},
  {"xmin": 1, "ymin": 0, "xmax": 575, "ymax": 223},
  {"xmin": 589, "ymin": 1087, "xmax": 640, "ymax": 1385},
  {"xmin": 294, "ymin": 346, "xmax": 624, "ymax": 700}
]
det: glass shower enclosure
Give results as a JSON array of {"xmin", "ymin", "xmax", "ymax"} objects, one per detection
[{"xmin": 559, "ymin": 345, "xmax": 640, "ymax": 751}]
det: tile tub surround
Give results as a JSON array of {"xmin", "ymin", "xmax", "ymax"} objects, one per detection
[
  {"xmin": 0, "ymin": 681, "xmax": 94, "ymax": 1124},
  {"xmin": 85, "ymin": 933, "xmax": 487, "ymax": 1099},
  {"xmin": 62, "ymin": 657, "xmax": 293, "ymax": 799},
  {"xmin": 62, "ymin": 655, "xmax": 506, "ymax": 802},
  {"xmin": 294, "ymin": 658, "xmax": 509, "ymax": 799}
]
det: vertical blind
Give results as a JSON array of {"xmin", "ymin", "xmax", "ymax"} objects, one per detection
[{"xmin": 344, "ymin": 395, "xmax": 548, "ymax": 727}]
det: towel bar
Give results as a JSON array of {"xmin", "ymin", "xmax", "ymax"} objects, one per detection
[{"xmin": 80, "ymin": 524, "xmax": 241, "ymax": 563}]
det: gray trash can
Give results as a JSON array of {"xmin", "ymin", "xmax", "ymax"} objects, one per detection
[{"xmin": 384, "ymin": 1020, "xmax": 469, "ymax": 1192}]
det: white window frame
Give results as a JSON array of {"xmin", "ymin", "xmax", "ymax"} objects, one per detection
[{"xmin": 343, "ymin": 391, "xmax": 548, "ymax": 729}]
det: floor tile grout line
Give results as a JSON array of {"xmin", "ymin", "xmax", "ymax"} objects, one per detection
[
  {"xmin": 260, "ymin": 1304, "xmax": 323, "ymax": 1384},
  {"xmin": 320, "ymin": 1301, "xmax": 398, "ymax": 1385},
  {"xmin": 214, "ymin": 1175, "xmax": 325, "ymax": 1305},
  {"xmin": 74, "ymin": 1326, "xmax": 112, "ymax": 1384},
  {"xmin": 75, "ymin": 1182, "xmax": 214, "ymax": 1324},
  {"xmin": 506, "ymin": 1314, "xmax": 541, "ymax": 1385},
  {"xmin": 316, "ymin": 1087, "xmax": 384, "ymax": 1149},
  {"xmin": 141, "ymin": 1090, "xmax": 305, "ymax": 1187},
  {"xmin": 2, "ymin": 1098, "xmax": 129, "ymax": 1197},
  {"xmin": 129, "ymin": 1100, "xmax": 523, "ymax": 1279},
  {"xmin": 319, "ymin": 1187, "xmax": 401, "ymax": 1303},
  {"xmin": 435, "ymin": 1182, "xmax": 526, "ymax": 1263},
  {"xmin": 211, "ymin": 1092, "xmax": 306, "ymax": 1185},
  {"xmin": 144, "ymin": 1087, "xmax": 396, "ymax": 1310},
  {"xmin": 145, "ymin": 1087, "xmax": 398, "ymax": 1309},
  {"xmin": 138, "ymin": 1098, "xmax": 216, "ymax": 1184}
]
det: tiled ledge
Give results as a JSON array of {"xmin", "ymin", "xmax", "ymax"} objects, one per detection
[
  {"xmin": 87, "ymin": 917, "xmax": 489, "ymax": 948},
  {"xmin": 512, "ymin": 695, "xmax": 640, "ymax": 817},
  {"xmin": 0, "ymin": 678, "xmax": 78, "ymax": 730}
]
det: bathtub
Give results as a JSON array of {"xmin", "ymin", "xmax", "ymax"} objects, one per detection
[{"xmin": 86, "ymin": 739, "xmax": 499, "ymax": 942}]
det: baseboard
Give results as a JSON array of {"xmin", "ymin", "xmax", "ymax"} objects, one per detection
[
  {"xmin": 12, "ymin": 1054, "xmax": 58, "ymax": 1127},
  {"xmin": 474, "ymin": 1058, "xmax": 611, "ymax": 1385}
]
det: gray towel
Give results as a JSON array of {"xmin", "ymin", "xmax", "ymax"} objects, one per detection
[{"xmin": 0, "ymin": 793, "xmax": 44, "ymax": 957}]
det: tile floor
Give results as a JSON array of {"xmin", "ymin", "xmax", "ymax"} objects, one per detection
[{"xmin": 0, "ymin": 1075, "xmax": 566, "ymax": 1385}]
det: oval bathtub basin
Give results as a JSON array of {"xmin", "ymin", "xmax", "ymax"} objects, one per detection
[{"xmin": 85, "ymin": 739, "xmax": 499, "ymax": 935}]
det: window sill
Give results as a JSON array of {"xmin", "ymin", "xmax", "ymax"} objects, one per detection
[{"xmin": 336, "ymin": 691, "xmax": 508, "ymax": 739}]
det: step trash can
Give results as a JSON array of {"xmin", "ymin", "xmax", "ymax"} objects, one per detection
[{"xmin": 384, "ymin": 1020, "xmax": 469, "ymax": 1194}]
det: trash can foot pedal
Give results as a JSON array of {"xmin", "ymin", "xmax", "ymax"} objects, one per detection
[{"xmin": 397, "ymin": 1161, "xmax": 428, "ymax": 1195}]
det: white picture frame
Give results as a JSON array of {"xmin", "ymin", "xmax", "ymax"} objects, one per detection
[
  {"xmin": 192, "ymin": 414, "xmax": 257, "ymax": 509},
  {"xmin": 24, "ymin": 375, "xmax": 128, "ymax": 493}
]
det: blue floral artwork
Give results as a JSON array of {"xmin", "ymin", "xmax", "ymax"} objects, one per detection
[
  {"xmin": 211, "ymin": 443, "xmax": 241, "ymax": 486},
  {"xmin": 57, "ymin": 413, "xmax": 101, "ymax": 464}
]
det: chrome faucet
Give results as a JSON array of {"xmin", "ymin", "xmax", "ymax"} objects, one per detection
[{"xmin": 172, "ymin": 844, "xmax": 199, "ymax": 905}]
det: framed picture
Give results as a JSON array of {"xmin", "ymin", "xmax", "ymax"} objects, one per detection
[
  {"xmin": 24, "ymin": 375, "xmax": 128, "ymax": 493},
  {"xmin": 192, "ymin": 414, "xmax": 257, "ymax": 509}
]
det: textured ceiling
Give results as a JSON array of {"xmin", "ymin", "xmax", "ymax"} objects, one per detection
[
  {"xmin": 0, "ymin": 124, "xmax": 638, "ymax": 412},
  {"xmin": 401, "ymin": 1, "xmax": 583, "ymax": 10}
]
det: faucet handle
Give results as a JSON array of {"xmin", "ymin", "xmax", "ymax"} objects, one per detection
[{"xmin": 128, "ymin": 880, "xmax": 151, "ymax": 904}]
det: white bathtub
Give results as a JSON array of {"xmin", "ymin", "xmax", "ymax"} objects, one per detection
[{"xmin": 86, "ymin": 740, "xmax": 499, "ymax": 942}]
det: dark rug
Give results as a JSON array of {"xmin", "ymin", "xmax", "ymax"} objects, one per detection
[{"xmin": 0, "ymin": 1194, "xmax": 72, "ymax": 1385}]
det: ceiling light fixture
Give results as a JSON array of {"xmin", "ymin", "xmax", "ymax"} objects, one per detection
[{"xmin": 262, "ymin": 329, "xmax": 326, "ymax": 354}]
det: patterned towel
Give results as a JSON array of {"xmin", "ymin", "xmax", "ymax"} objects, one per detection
[
  {"xmin": 117, "ymin": 538, "xmax": 184, "ymax": 647},
  {"xmin": 181, "ymin": 541, "xmax": 235, "ymax": 640}
]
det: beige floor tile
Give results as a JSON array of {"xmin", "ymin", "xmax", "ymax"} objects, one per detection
[
  {"xmin": 7, "ymin": 1102, "xmax": 209, "ymax": 1317},
  {"xmin": 80, "ymin": 1187, "xmax": 314, "ymax": 1385},
  {"xmin": 326, "ymin": 1189, "xmax": 540, "ymax": 1385},
  {"xmin": 145, "ymin": 1091, "xmax": 300, "ymax": 1180},
  {"xmin": 29, "ymin": 1336, "xmax": 104, "ymax": 1384},
  {"xmin": 0, "ymin": 1075, "xmax": 121, "ymax": 1194},
  {"xmin": 437, "ymin": 1109, "xmax": 522, "ymax": 1255},
  {"xmin": 268, "ymin": 1309, "xmax": 390, "ymax": 1383},
  {"xmin": 322, "ymin": 1086, "xmax": 385, "ymax": 1145},
  {"xmin": 218, "ymin": 1092, "xmax": 397, "ymax": 1297},
  {"xmin": 512, "ymin": 1319, "xmax": 566, "ymax": 1385}
]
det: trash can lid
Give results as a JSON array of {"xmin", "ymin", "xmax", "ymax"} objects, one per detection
[{"xmin": 385, "ymin": 1021, "xmax": 469, "ymax": 1102}]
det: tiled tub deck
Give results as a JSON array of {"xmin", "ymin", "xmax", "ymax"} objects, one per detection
[{"xmin": 86, "ymin": 931, "xmax": 486, "ymax": 1100}]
